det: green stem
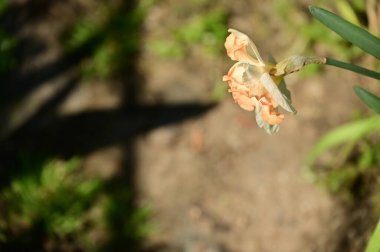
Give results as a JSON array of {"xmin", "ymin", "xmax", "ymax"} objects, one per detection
[
  {"xmin": 365, "ymin": 219, "xmax": 380, "ymax": 252},
  {"xmin": 326, "ymin": 57, "xmax": 380, "ymax": 80}
]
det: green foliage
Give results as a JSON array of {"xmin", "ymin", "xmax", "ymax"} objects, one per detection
[
  {"xmin": 309, "ymin": 6, "xmax": 380, "ymax": 60},
  {"xmin": 81, "ymin": 43, "xmax": 116, "ymax": 80},
  {"xmin": 306, "ymin": 116, "xmax": 380, "ymax": 205},
  {"xmin": 0, "ymin": 158, "xmax": 101, "ymax": 242},
  {"xmin": 174, "ymin": 9, "xmax": 228, "ymax": 55},
  {"xmin": 0, "ymin": 157, "xmax": 152, "ymax": 251},
  {"xmin": 351, "ymin": 0, "xmax": 366, "ymax": 11},
  {"xmin": 306, "ymin": 116, "xmax": 380, "ymax": 166},
  {"xmin": 307, "ymin": 5, "xmax": 380, "ymax": 250},
  {"xmin": 0, "ymin": 1, "xmax": 17, "ymax": 75},
  {"xmin": 306, "ymin": 115, "xmax": 380, "ymax": 245},
  {"xmin": 211, "ymin": 80, "xmax": 229, "ymax": 102},
  {"xmin": 365, "ymin": 219, "xmax": 380, "ymax": 252},
  {"xmin": 300, "ymin": 19, "xmax": 363, "ymax": 60},
  {"xmin": 274, "ymin": 0, "xmax": 363, "ymax": 62},
  {"xmin": 299, "ymin": 63, "xmax": 322, "ymax": 77},
  {"xmin": 326, "ymin": 57, "xmax": 380, "ymax": 80},
  {"xmin": 0, "ymin": 0, "xmax": 9, "ymax": 14},
  {"xmin": 63, "ymin": 0, "xmax": 155, "ymax": 80},
  {"xmin": 149, "ymin": 8, "xmax": 228, "ymax": 58},
  {"xmin": 103, "ymin": 188, "xmax": 152, "ymax": 246},
  {"xmin": 335, "ymin": 0, "xmax": 361, "ymax": 26},
  {"xmin": 354, "ymin": 87, "xmax": 380, "ymax": 114},
  {"xmin": 273, "ymin": 0, "xmax": 293, "ymax": 19},
  {"xmin": 309, "ymin": 6, "xmax": 380, "ymax": 111},
  {"xmin": 64, "ymin": 19, "xmax": 101, "ymax": 52},
  {"xmin": 147, "ymin": 40, "xmax": 185, "ymax": 58},
  {"xmin": 0, "ymin": 30, "xmax": 17, "ymax": 75}
]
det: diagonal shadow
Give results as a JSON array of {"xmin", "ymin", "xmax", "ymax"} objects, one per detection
[
  {"xmin": 0, "ymin": 52, "xmax": 85, "ymax": 108},
  {"xmin": 0, "ymin": 0, "xmax": 217, "ymax": 251},
  {"xmin": 0, "ymin": 103, "xmax": 216, "ymax": 160},
  {"xmin": 0, "ymin": 101, "xmax": 216, "ymax": 252},
  {"xmin": 0, "ymin": 1, "xmax": 71, "ymax": 106},
  {"xmin": 0, "ymin": 0, "xmax": 59, "ymax": 29}
]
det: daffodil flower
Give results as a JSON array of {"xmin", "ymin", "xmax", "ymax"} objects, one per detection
[{"xmin": 223, "ymin": 28, "xmax": 325, "ymax": 134}]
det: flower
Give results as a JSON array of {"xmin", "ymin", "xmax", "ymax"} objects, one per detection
[
  {"xmin": 222, "ymin": 29, "xmax": 293, "ymax": 134},
  {"xmin": 223, "ymin": 28, "xmax": 324, "ymax": 134}
]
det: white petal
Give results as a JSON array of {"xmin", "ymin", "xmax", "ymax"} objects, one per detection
[
  {"xmin": 255, "ymin": 105, "xmax": 265, "ymax": 128},
  {"xmin": 255, "ymin": 105, "xmax": 280, "ymax": 134},
  {"xmin": 247, "ymin": 40, "xmax": 265, "ymax": 66},
  {"xmin": 264, "ymin": 123, "xmax": 280, "ymax": 135},
  {"xmin": 260, "ymin": 72, "xmax": 297, "ymax": 114}
]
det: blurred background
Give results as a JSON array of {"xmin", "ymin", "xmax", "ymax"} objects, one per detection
[{"xmin": 0, "ymin": 0, "xmax": 379, "ymax": 251}]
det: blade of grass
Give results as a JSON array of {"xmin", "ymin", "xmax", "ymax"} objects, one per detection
[
  {"xmin": 365, "ymin": 219, "xmax": 380, "ymax": 252},
  {"xmin": 336, "ymin": 0, "xmax": 360, "ymax": 26},
  {"xmin": 353, "ymin": 86, "xmax": 380, "ymax": 114},
  {"xmin": 305, "ymin": 116, "xmax": 380, "ymax": 166},
  {"xmin": 309, "ymin": 6, "xmax": 380, "ymax": 59},
  {"xmin": 326, "ymin": 58, "xmax": 380, "ymax": 80}
]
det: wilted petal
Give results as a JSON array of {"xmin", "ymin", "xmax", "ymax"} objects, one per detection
[
  {"xmin": 255, "ymin": 105, "xmax": 265, "ymax": 128},
  {"xmin": 259, "ymin": 95, "xmax": 285, "ymax": 125},
  {"xmin": 260, "ymin": 72, "xmax": 297, "ymax": 114},
  {"xmin": 243, "ymin": 64, "xmax": 268, "ymax": 97},
  {"xmin": 231, "ymin": 92, "xmax": 255, "ymax": 111},
  {"xmin": 273, "ymin": 55, "xmax": 326, "ymax": 76},
  {"xmin": 222, "ymin": 28, "xmax": 304, "ymax": 134},
  {"xmin": 255, "ymin": 105, "xmax": 280, "ymax": 134},
  {"xmin": 264, "ymin": 123, "xmax": 280, "ymax": 135},
  {"xmin": 261, "ymin": 104, "xmax": 284, "ymax": 125},
  {"xmin": 225, "ymin": 29, "xmax": 265, "ymax": 66},
  {"xmin": 223, "ymin": 62, "xmax": 247, "ymax": 85},
  {"xmin": 223, "ymin": 63, "xmax": 274, "ymax": 112}
]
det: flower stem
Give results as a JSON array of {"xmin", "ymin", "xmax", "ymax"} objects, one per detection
[{"xmin": 326, "ymin": 57, "xmax": 380, "ymax": 80}]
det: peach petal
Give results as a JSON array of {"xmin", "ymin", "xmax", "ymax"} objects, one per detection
[
  {"xmin": 227, "ymin": 63, "xmax": 246, "ymax": 83},
  {"xmin": 224, "ymin": 32, "xmax": 259, "ymax": 65},
  {"xmin": 225, "ymin": 33, "xmax": 246, "ymax": 60},
  {"xmin": 260, "ymin": 94, "xmax": 278, "ymax": 108},
  {"xmin": 261, "ymin": 104, "xmax": 284, "ymax": 125},
  {"xmin": 234, "ymin": 93, "xmax": 255, "ymax": 111}
]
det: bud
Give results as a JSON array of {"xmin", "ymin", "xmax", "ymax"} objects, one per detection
[{"xmin": 272, "ymin": 55, "xmax": 326, "ymax": 76}]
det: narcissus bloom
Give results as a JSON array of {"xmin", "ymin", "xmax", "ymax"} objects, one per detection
[{"xmin": 223, "ymin": 28, "xmax": 325, "ymax": 134}]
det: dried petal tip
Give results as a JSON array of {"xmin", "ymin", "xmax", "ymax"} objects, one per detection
[
  {"xmin": 225, "ymin": 28, "xmax": 265, "ymax": 66},
  {"xmin": 273, "ymin": 55, "xmax": 326, "ymax": 76}
]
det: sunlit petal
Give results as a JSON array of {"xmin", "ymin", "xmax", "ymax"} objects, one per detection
[
  {"xmin": 225, "ymin": 28, "xmax": 265, "ymax": 66},
  {"xmin": 260, "ymin": 72, "xmax": 297, "ymax": 114}
]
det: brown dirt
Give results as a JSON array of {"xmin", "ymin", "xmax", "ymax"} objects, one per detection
[{"xmin": 134, "ymin": 1, "xmax": 366, "ymax": 251}]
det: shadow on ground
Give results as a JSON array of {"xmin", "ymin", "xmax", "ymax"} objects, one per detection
[{"xmin": 0, "ymin": 1, "xmax": 214, "ymax": 251}]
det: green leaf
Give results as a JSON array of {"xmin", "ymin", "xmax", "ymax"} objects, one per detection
[
  {"xmin": 354, "ymin": 86, "xmax": 380, "ymax": 114},
  {"xmin": 306, "ymin": 116, "xmax": 380, "ymax": 165},
  {"xmin": 326, "ymin": 58, "xmax": 380, "ymax": 80},
  {"xmin": 309, "ymin": 6, "xmax": 380, "ymax": 59},
  {"xmin": 365, "ymin": 219, "xmax": 380, "ymax": 252},
  {"xmin": 336, "ymin": 0, "xmax": 360, "ymax": 26},
  {"xmin": 0, "ymin": 0, "xmax": 9, "ymax": 14},
  {"xmin": 351, "ymin": 0, "xmax": 365, "ymax": 11}
]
